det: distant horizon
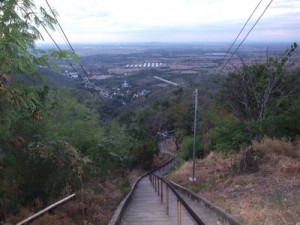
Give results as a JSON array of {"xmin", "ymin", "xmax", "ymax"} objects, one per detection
[
  {"xmin": 37, "ymin": 40, "xmax": 297, "ymax": 46},
  {"xmin": 34, "ymin": 0, "xmax": 299, "ymax": 45}
]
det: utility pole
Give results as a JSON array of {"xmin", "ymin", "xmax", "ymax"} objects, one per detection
[{"xmin": 190, "ymin": 89, "xmax": 198, "ymax": 182}]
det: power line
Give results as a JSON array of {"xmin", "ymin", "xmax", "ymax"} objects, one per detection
[
  {"xmin": 214, "ymin": 0, "xmax": 263, "ymax": 73},
  {"xmin": 219, "ymin": 0, "xmax": 274, "ymax": 72},
  {"xmin": 45, "ymin": 0, "xmax": 75, "ymax": 53},
  {"xmin": 30, "ymin": 7, "xmax": 86, "ymax": 82},
  {"xmin": 44, "ymin": 0, "xmax": 92, "ymax": 83}
]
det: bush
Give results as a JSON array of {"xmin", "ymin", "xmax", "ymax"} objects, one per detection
[
  {"xmin": 261, "ymin": 110, "xmax": 300, "ymax": 139},
  {"xmin": 238, "ymin": 146, "xmax": 258, "ymax": 173},
  {"xmin": 179, "ymin": 136, "xmax": 201, "ymax": 160},
  {"xmin": 131, "ymin": 140, "xmax": 157, "ymax": 170},
  {"xmin": 210, "ymin": 118, "xmax": 250, "ymax": 153},
  {"xmin": 252, "ymin": 137, "xmax": 297, "ymax": 157},
  {"xmin": 0, "ymin": 141, "xmax": 82, "ymax": 214}
]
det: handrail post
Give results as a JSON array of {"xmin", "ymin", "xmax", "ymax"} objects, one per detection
[
  {"xmin": 166, "ymin": 185, "xmax": 169, "ymax": 216},
  {"xmin": 153, "ymin": 175, "xmax": 155, "ymax": 187},
  {"xmin": 160, "ymin": 180, "xmax": 163, "ymax": 203},
  {"xmin": 158, "ymin": 177, "xmax": 160, "ymax": 196},
  {"xmin": 154, "ymin": 176, "xmax": 157, "ymax": 192},
  {"xmin": 177, "ymin": 199, "xmax": 182, "ymax": 225},
  {"xmin": 152, "ymin": 174, "xmax": 155, "ymax": 187}
]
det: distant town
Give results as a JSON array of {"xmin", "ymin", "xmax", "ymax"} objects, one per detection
[{"xmin": 54, "ymin": 42, "xmax": 299, "ymax": 106}]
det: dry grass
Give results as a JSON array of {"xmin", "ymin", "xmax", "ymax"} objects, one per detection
[
  {"xmin": 168, "ymin": 152, "xmax": 233, "ymax": 188},
  {"xmin": 252, "ymin": 136, "xmax": 298, "ymax": 157},
  {"xmin": 152, "ymin": 152, "xmax": 173, "ymax": 168},
  {"xmin": 253, "ymin": 136, "xmax": 300, "ymax": 174},
  {"xmin": 30, "ymin": 213, "xmax": 76, "ymax": 225},
  {"xmin": 168, "ymin": 143, "xmax": 300, "ymax": 225},
  {"xmin": 66, "ymin": 177, "xmax": 130, "ymax": 225},
  {"xmin": 6, "ymin": 208, "xmax": 76, "ymax": 225},
  {"xmin": 7, "ymin": 175, "xmax": 133, "ymax": 225},
  {"xmin": 164, "ymin": 137, "xmax": 177, "ymax": 153}
]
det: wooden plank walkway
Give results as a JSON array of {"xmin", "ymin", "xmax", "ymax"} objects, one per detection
[{"xmin": 121, "ymin": 176, "xmax": 196, "ymax": 225}]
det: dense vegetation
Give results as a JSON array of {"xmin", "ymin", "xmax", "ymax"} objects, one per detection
[
  {"xmin": 1, "ymin": 0, "xmax": 299, "ymax": 224},
  {"xmin": 0, "ymin": 0, "xmax": 156, "ymax": 221}
]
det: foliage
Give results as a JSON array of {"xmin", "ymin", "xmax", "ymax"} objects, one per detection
[
  {"xmin": 131, "ymin": 140, "xmax": 157, "ymax": 170},
  {"xmin": 219, "ymin": 43, "xmax": 299, "ymax": 138},
  {"xmin": 0, "ymin": 0, "xmax": 79, "ymax": 147},
  {"xmin": 2, "ymin": 1, "xmax": 298, "ymax": 222},
  {"xmin": 179, "ymin": 135, "xmax": 201, "ymax": 160},
  {"xmin": 135, "ymin": 89, "xmax": 194, "ymax": 140},
  {"xmin": 166, "ymin": 102, "xmax": 193, "ymax": 135},
  {"xmin": 45, "ymin": 89, "xmax": 103, "ymax": 153},
  {"xmin": 0, "ymin": 3, "xmax": 92, "ymax": 218},
  {"xmin": 0, "ymin": 84, "xmax": 48, "ymax": 145},
  {"xmin": 84, "ymin": 118, "xmax": 159, "ymax": 176},
  {"xmin": 0, "ymin": 141, "xmax": 82, "ymax": 214},
  {"xmin": 0, "ymin": 0, "xmax": 77, "ymax": 109},
  {"xmin": 210, "ymin": 117, "xmax": 250, "ymax": 153}
]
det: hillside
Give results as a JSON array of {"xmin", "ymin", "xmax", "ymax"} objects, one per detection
[
  {"xmin": 36, "ymin": 68, "xmax": 81, "ymax": 89},
  {"xmin": 5, "ymin": 153, "xmax": 172, "ymax": 225},
  {"xmin": 168, "ymin": 137, "xmax": 300, "ymax": 225}
]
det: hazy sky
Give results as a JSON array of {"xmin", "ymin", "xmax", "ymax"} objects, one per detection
[{"xmin": 36, "ymin": 0, "xmax": 300, "ymax": 44}]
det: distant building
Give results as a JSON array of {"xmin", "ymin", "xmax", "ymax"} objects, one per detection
[
  {"xmin": 63, "ymin": 70, "xmax": 79, "ymax": 78},
  {"xmin": 124, "ymin": 62, "xmax": 168, "ymax": 69},
  {"xmin": 122, "ymin": 80, "xmax": 129, "ymax": 88},
  {"xmin": 69, "ymin": 72, "xmax": 79, "ymax": 78},
  {"xmin": 140, "ymin": 89, "xmax": 151, "ymax": 96}
]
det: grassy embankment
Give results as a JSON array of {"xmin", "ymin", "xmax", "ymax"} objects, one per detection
[{"xmin": 168, "ymin": 137, "xmax": 300, "ymax": 225}]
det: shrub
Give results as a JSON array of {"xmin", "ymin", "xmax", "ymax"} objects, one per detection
[
  {"xmin": 238, "ymin": 146, "xmax": 258, "ymax": 173},
  {"xmin": 179, "ymin": 136, "xmax": 201, "ymax": 160},
  {"xmin": 0, "ymin": 141, "xmax": 82, "ymax": 214},
  {"xmin": 210, "ymin": 118, "xmax": 250, "ymax": 153},
  {"xmin": 131, "ymin": 140, "xmax": 157, "ymax": 170},
  {"xmin": 252, "ymin": 137, "xmax": 297, "ymax": 157}
]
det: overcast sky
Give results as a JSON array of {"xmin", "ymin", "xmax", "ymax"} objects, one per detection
[{"xmin": 36, "ymin": 0, "xmax": 300, "ymax": 44}]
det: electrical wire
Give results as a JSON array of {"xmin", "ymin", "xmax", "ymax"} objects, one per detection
[
  {"xmin": 214, "ymin": 0, "xmax": 263, "ymax": 73},
  {"xmin": 219, "ymin": 0, "xmax": 274, "ymax": 72},
  {"xmin": 44, "ymin": 0, "xmax": 92, "ymax": 83},
  {"xmin": 31, "ymin": 7, "xmax": 85, "ymax": 82}
]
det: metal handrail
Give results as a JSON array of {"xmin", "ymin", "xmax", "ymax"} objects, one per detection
[
  {"xmin": 150, "ymin": 173, "xmax": 205, "ymax": 225},
  {"xmin": 168, "ymin": 180, "xmax": 241, "ymax": 225}
]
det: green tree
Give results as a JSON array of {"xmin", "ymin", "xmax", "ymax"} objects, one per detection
[
  {"xmin": 210, "ymin": 117, "xmax": 250, "ymax": 153},
  {"xmin": 0, "ymin": 140, "xmax": 82, "ymax": 213},
  {"xmin": 0, "ymin": 0, "xmax": 77, "ymax": 140},
  {"xmin": 45, "ymin": 89, "xmax": 103, "ymax": 152},
  {"xmin": 0, "ymin": 0, "xmax": 80, "ymax": 217},
  {"xmin": 179, "ymin": 136, "xmax": 197, "ymax": 160},
  {"xmin": 219, "ymin": 43, "xmax": 299, "ymax": 138}
]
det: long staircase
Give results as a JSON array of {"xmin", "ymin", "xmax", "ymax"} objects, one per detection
[
  {"xmin": 121, "ymin": 176, "xmax": 195, "ymax": 225},
  {"xmin": 109, "ymin": 137, "xmax": 241, "ymax": 225}
]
